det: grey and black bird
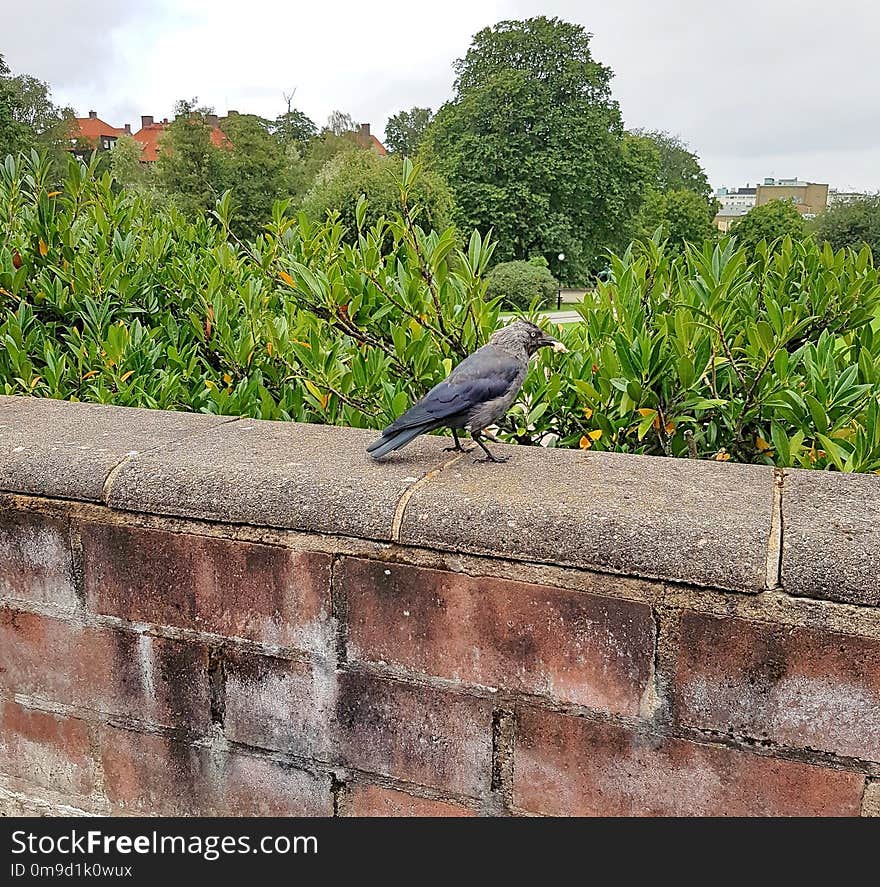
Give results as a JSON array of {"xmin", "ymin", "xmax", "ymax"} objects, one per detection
[{"xmin": 366, "ymin": 319, "xmax": 567, "ymax": 463}]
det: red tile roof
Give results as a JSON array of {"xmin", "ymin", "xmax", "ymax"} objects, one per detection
[
  {"xmin": 132, "ymin": 119, "xmax": 231, "ymax": 163},
  {"xmin": 71, "ymin": 116, "xmax": 126, "ymax": 141},
  {"xmin": 131, "ymin": 121, "xmax": 167, "ymax": 163},
  {"xmin": 351, "ymin": 127, "xmax": 387, "ymax": 156}
]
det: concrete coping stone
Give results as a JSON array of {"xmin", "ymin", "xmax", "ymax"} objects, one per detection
[{"xmin": 2, "ymin": 395, "xmax": 878, "ymax": 599}]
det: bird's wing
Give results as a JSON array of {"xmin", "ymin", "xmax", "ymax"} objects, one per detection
[{"xmin": 383, "ymin": 345, "xmax": 522, "ymax": 434}]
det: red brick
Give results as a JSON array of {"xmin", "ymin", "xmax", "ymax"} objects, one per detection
[
  {"xmin": 0, "ymin": 510, "xmax": 77, "ymax": 609},
  {"xmin": 224, "ymin": 651, "xmax": 493, "ymax": 798},
  {"xmin": 100, "ymin": 726, "xmax": 331, "ymax": 816},
  {"xmin": 0, "ymin": 700, "xmax": 94, "ymax": 797},
  {"xmin": 673, "ymin": 611, "xmax": 880, "ymax": 762},
  {"xmin": 863, "ymin": 781, "xmax": 880, "ymax": 817},
  {"xmin": 82, "ymin": 522, "xmax": 332, "ymax": 653},
  {"xmin": 335, "ymin": 671, "xmax": 492, "ymax": 798},
  {"xmin": 342, "ymin": 783, "xmax": 475, "ymax": 817},
  {"xmin": 224, "ymin": 651, "xmax": 335, "ymax": 759},
  {"xmin": 0, "ymin": 608, "xmax": 209, "ymax": 731},
  {"xmin": 514, "ymin": 707, "xmax": 864, "ymax": 816},
  {"xmin": 342, "ymin": 558, "xmax": 654, "ymax": 714}
]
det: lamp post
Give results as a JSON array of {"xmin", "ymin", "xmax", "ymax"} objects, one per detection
[{"xmin": 556, "ymin": 252, "xmax": 565, "ymax": 311}]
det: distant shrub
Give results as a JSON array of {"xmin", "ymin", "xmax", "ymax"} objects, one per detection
[{"xmin": 486, "ymin": 260, "xmax": 557, "ymax": 310}]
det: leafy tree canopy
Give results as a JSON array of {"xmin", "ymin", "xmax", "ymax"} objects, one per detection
[
  {"xmin": 0, "ymin": 53, "xmax": 73, "ymax": 164},
  {"xmin": 301, "ymin": 150, "xmax": 453, "ymax": 237},
  {"xmin": 733, "ymin": 199, "xmax": 807, "ymax": 257},
  {"xmin": 109, "ymin": 133, "xmax": 150, "ymax": 190},
  {"xmin": 635, "ymin": 188, "xmax": 717, "ymax": 251},
  {"xmin": 273, "ymin": 107, "xmax": 317, "ymax": 149},
  {"xmin": 629, "ymin": 129, "xmax": 713, "ymax": 200},
  {"xmin": 325, "ymin": 110, "xmax": 356, "ymax": 136},
  {"xmin": 813, "ymin": 195, "xmax": 880, "ymax": 257},
  {"xmin": 384, "ymin": 107, "xmax": 433, "ymax": 156},
  {"xmin": 423, "ymin": 16, "xmax": 651, "ymax": 281},
  {"xmin": 155, "ymin": 100, "xmax": 227, "ymax": 217},
  {"xmin": 218, "ymin": 113, "xmax": 298, "ymax": 238}
]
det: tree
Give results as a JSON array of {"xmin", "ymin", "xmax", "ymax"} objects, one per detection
[
  {"xmin": 109, "ymin": 134, "xmax": 148, "ymax": 189},
  {"xmin": 423, "ymin": 17, "xmax": 651, "ymax": 280},
  {"xmin": 273, "ymin": 104, "xmax": 317, "ymax": 149},
  {"xmin": 155, "ymin": 100, "xmax": 226, "ymax": 216},
  {"xmin": 629, "ymin": 129, "xmax": 713, "ymax": 200},
  {"xmin": 218, "ymin": 113, "xmax": 296, "ymax": 238},
  {"xmin": 325, "ymin": 110, "xmax": 356, "ymax": 136},
  {"xmin": 301, "ymin": 150, "xmax": 453, "ymax": 237},
  {"xmin": 732, "ymin": 199, "xmax": 807, "ymax": 257},
  {"xmin": 0, "ymin": 53, "xmax": 73, "ymax": 164},
  {"xmin": 384, "ymin": 107, "xmax": 432, "ymax": 156},
  {"xmin": 635, "ymin": 188, "xmax": 717, "ymax": 250},
  {"xmin": 813, "ymin": 196, "xmax": 880, "ymax": 257}
]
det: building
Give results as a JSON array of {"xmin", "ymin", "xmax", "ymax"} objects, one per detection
[
  {"xmin": 352, "ymin": 123, "xmax": 387, "ymax": 155},
  {"xmin": 755, "ymin": 177, "xmax": 828, "ymax": 219},
  {"xmin": 132, "ymin": 113, "xmax": 231, "ymax": 163},
  {"xmin": 130, "ymin": 115, "xmax": 169, "ymax": 162},
  {"xmin": 715, "ymin": 185, "xmax": 757, "ymax": 212},
  {"xmin": 713, "ymin": 208, "xmax": 749, "ymax": 233},
  {"xmin": 713, "ymin": 186, "xmax": 756, "ymax": 231},
  {"xmin": 71, "ymin": 109, "xmax": 384, "ymax": 165},
  {"xmin": 827, "ymin": 188, "xmax": 873, "ymax": 206},
  {"xmin": 70, "ymin": 110, "xmax": 131, "ymax": 154}
]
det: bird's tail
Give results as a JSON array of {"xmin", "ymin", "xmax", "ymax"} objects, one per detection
[{"xmin": 366, "ymin": 425, "xmax": 427, "ymax": 459}]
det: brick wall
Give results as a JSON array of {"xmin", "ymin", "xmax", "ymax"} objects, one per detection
[{"xmin": 1, "ymin": 395, "xmax": 878, "ymax": 816}]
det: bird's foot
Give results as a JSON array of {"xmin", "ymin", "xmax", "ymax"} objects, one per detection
[
  {"xmin": 444, "ymin": 444, "xmax": 473, "ymax": 453},
  {"xmin": 473, "ymin": 453, "xmax": 509, "ymax": 464}
]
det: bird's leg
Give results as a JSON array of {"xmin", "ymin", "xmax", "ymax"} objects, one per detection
[
  {"xmin": 472, "ymin": 431, "xmax": 508, "ymax": 463},
  {"xmin": 443, "ymin": 428, "xmax": 472, "ymax": 453}
]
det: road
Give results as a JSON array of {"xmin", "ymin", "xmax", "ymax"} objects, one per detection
[{"xmin": 542, "ymin": 309, "xmax": 582, "ymax": 324}]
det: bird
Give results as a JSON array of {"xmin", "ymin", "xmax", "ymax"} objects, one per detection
[{"xmin": 366, "ymin": 319, "xmax": 567, "ymax": 463}]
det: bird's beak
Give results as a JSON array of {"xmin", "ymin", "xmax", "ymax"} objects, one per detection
[{"xmin": 540, "ymin": 335, "xmax": 568, "ymax": 353}]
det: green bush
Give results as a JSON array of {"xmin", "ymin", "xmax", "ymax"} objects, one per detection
[
  {"xmin": 301, "ymin": 151, "xmax": 453, "ymax": 238},
  {"xmin": 732, "ymin": 199, "xmax": 807, "ymax": 258},
  {"xmin": 485, "ymin": 260, "xmax": 557, "ymax": 310},
  {"xmin": 3, "ymin": 151, "xmax": 880, "ymax": 473},
  {"xmin": 517, "ymin": 233, "xmax": 880, "ymax": 471},
  {"xmin": 813, "ymin": 195, "xmax": 880, "ymax": 257}
]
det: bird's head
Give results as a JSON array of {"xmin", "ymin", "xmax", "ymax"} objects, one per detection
[{"xmin": 490, "ymin": 319, "xmax": 568, "ymax": 357}]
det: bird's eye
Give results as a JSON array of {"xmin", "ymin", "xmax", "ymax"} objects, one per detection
[{"xmin": 531, "ymin": 331, "xmax": 537, "ymax": 338}]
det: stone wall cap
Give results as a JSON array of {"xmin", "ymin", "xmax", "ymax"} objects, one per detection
[
  {"xmin": 399, "ymin": 441, "xmax": 776, "ymax": 592},
  {"xmin": 107, "ymin": 416, "xmax": 450, "ymax": 542},
  {"xmin": 0, "ymin": 396, "xmax": 230, "ymax": 502},
  {"xmin": 4, "ymin": 396, "xmax": 879, "ymax": 597},
  {"xmin": 781, "ymin": 467, "xmax": 880, "ymax": 607}
]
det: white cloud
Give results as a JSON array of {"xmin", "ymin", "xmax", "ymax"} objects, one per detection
[{"xmin": 3, "ymin": 0, "xmax": 879, "ymax": 190}]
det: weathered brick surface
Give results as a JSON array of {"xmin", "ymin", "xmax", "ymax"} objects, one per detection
[
  {"xmin": 342, "ymin": 558, "xmax": 654, "ymax": 714},
  {"xmin": 224, "ymin": 652, "xmax": 492, "ymax": 798},
  {"xmin": 0, "ymin": 700, "xmax": 94, "ymax": 797},
  {"xmin": 0, "ymin": 510, "xmax": 77, "ymax": 610},
  {"xmin": 673, "ymin": 611, "xmax": 880, "ymax": 762},
  {"xmin": 863, "ymin": 781, "xmax": 880, "ymax": 817},
  {"xmin": 100, "ymin": 727, "xmax": 332, "ymax": 816},
  {"xmin": 341, "ymin": 783, "xmax": 475, "ymax": 817},
  {"xmin": 224, "ymin": 651, "xmax": 336, "ymax": 759},
  {"xmin": 514, "ymin": 707, "xmax": 865, "ymax": 816},
  {"xmin": 82, "ymin": 521, "xmax": 332, "ymax": 653},
  {"xmin": 0, "ymin": 786, "xmax": 91, "ymax": 816},
  {"xmin": 335, "ymin": 671, "xmax": 493, "ymax": 798},
  {"xmin": 0, "ymin": 609, "xmax": 210, "ymax": 731}
]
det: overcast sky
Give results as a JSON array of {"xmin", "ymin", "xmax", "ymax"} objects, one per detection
[{"xmin": 3, "ymin": 0, "xmax": 879, "ymax": 191}]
